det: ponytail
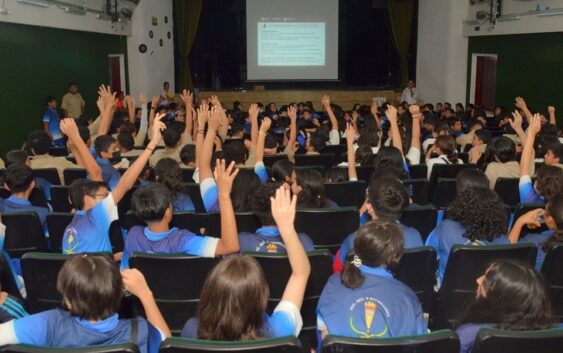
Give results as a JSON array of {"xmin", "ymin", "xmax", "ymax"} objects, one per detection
[
  {"xmin": 341, "ymin": 254, "xmax": 365, "ymax": 289},
  {"xmin": 447, "ymin": 151, "xmax": 459, "ymax": 164}
]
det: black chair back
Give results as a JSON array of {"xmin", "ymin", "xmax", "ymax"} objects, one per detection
[
  {"xmin": 63, "ymin": 168, "xmax": 87, "ymax": 185},
  {"xmin": 46, "ymin": 212, "xmax": 73, "ymax": 253},
  {"xmin": 431, "ymin": 178, "xmax": 457, "ymax": 208},
  {"xmin": 129, "ymin": 254, "xmax": 220, "ymax": 335},
  {"xmin": 403, "ymin": 179, "xmax": 430, "ymax": 205},
  {"xmin": 0, "ymin": 252, "xmax": 22, "ymax": 299},
  {"xmin": 295, "ymin": 154, "xmax": 335, "ymax": 169},
  {"xmin": 50, "ymin": 185, "xmax": 72, "ymax": 212},
  {"xmin": 0, "ymin": 187, "xmax": 48, "ymax": 209},
  {"xmin": 472, "ymin": 328, "xmax": 563, "ymax": 353},
  {"xmin": 180, "ymin": 168, "xmax": 196, "ymax": 182},
  {"xmin": 3, "ymin": 212, "xmax": 47, "ymax": 258},
  {"xmin": 185, "ymin": 183, "xmax": 206, "ymax": 213},
  {"xmin": 158, "ymin": 336, "xmax": 302, "ymax": 353},
  {"xmin": 295, "ymin": 207, "xmax": 359, "ymax": 253},
  {"xmin": 321, "ymin": 144, "xmax": 347, "ymax": 158},
  {"xmin": 322, "ymin": 330, "xmax": 460, "ymax": 353},
  {"xmin": 205, "ymin": 212, "xmax": 260, "ymax": 238},
  {"xmin": 263, "ymin": 154, "xmax": 289, "ymax": 168},
  {"xmin": 512, "ymin": 202, "xmax": 547, "ymax": 238},
  {"xmin": 324, "ymin": 181, "xmax": 367, "ymax": 208},
  {"xmin": 432, "ymin": 244, "xmax": 537, "ymax": 329},
  {"xmin": 541, "ymin": 242, "xmax": 563, "ymax": 321},
  {"xmin": 170, "ymin": 212, "xmax": 208, "ymax": 235},
  {"xmin": 408, "ymin": 164, "xmax": 428, "ymax": 179},
  {"xmin": 494, "ymin": 177, "xmax": 520, "ymax": 206},
  {"xmin": 399, "ymin": 205, "xmax": 437, "ymax": 242},
  {"xmin": 428, "ymin": 164, "xmax": 476, "ymax": 199},
  {"xmin": 32, "ymin": 168, "xmax": 61, "ymax": 185},
  {"xmin": 0, "ymin": 343, "xmax": 139, "ymax": 353},
  {"xmin": 393, "ymin": 247, "xmax": 437, "ymax": 313},
  {"xmin": 49, "ymin": 147, "xmax": 69, "ymax": 157}
]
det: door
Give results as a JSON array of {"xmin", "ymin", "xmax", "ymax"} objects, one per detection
[
  {"xmin": 471, "ymin": 54, "xmax": 497, "ymax": 111},
  {"xmin": 108, "ymin": 54, "xmax": 126, "ymax": 93}
]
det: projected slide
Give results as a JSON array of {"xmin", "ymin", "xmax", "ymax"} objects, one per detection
[{"xmin": 257, "ymin": 22, "xmax": 325, "ymax": 66}]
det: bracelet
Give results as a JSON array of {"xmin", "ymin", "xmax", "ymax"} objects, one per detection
[{"xmin": 146, "ymin": 147, "xmax": 154, "ymax": 152}]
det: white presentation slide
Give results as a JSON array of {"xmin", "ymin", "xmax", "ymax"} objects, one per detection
[{"xmin": 257, "ymin": 22, "xmax": 325, "ymax": 66}]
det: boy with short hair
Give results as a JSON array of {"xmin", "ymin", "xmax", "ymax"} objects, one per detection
[
  {"xmin": 42, "ymin": 96, "xmax": 64, "ymax": 147},
  {"xmin": 93, "ymin": 135, "xmax": 122, "ymax": 190},
  {"xmin": 27, "ymin": 130, "xmax": 79, "ymax": 184}
]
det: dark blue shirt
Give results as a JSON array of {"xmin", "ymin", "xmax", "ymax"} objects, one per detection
[
  {"xmin": 239, "ymin": 226, "xmax": 315, "ymax": 253},
  {"xmin": 42, "ymin": 108, "xmax": 61, "ymax": 140},
  {"xmin": 96, "ymin": 157, "xmax": 120, "ymax": 190},
  {"xmin": 0, "ymin": 196, "xmax": 49, "ymax": 235}
]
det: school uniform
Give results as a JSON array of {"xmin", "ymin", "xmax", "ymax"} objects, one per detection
[
  {"xmin": 0, "ymin": 196, "xmax": 49, "ymax": 234},
  {"xmin": 519, "ymin": 175, "xmax": 543, "ymax": 203},
  {"xmin": 0, "ymin": 294, "xmax": 28, "ymax": 323},
  {"xmin": 62, "ymin": 194, "xmax": 118, "ymax": 254},
  {"xmin": 317, "ymin": 266, "xmax": 427, "ymax": 340},
  {"xmin": 456, "ymin": 323, "xmax": 495, "ymax": 353},
  {"xmin": 0, "ymin": 309, "xmax": 163, "ymax": 353},
  {"xmin": 172, "ymin": 192, "xmax": 196, "ymax": 212},
  {"xmin": 485, "ymin": 161, "xmax": 520, "ymax": 189},
  {"xmin": 120, "ymin": 226, "xmax": 219, "ymax": 269},
  {"xmin": 30, "ymin": 154, "xmax": 79, "ymax": 185},
  {"xmin": 96, "ymin": 157, "xmax": 121, "ymax": 191},
  {"xmin": 426, "ymin": 155, "xmax": 463, "ymax": 180},
  {"xmin": 181, "ymin": 300, "xmax": 302, "ymax": 338},
  {"xmin": 34, "ymin": 177, "xmax": 53, "ymax": 201},
  {"xmin": 239, "ymin": 226, "xmax": 315, "ymax": 253},
  {"xmin": 519, "ymin": 230, "xmax": 553, "ymax": 270},
  {"xmin": 425, "ymin": 219, "xmax": 509, "ymax": 282},
  {"xmin": 42, "ymin": 107, "xmax": 64, "ymax": 146}
]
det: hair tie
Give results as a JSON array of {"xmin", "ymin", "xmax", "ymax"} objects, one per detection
[{"xmin": 351, "ymin": 255, "xmax": 362, "ymax": 268}]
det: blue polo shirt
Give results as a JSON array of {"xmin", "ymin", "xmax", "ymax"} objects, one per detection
[
  {"xmin": 239, "ymin": 226, "xmax": 315, "ymax": 253},
  {"xmin": 172, "ymin": 192, "xmax": 196, "ymax": 212},
  {"xmin": 0, "ymin": 196, "xmax": 49, "ymax": 235},
  {"xmin": 317, "ymin": 266, "xmax": 426, "ymax": 340},
  {"xmin": 62, "ymin": 194, "xmax": 118, "ymax": 254},
  {"xmin": 120, "ymin": 226, "xmax": 219, "ymax": 269},
  {"xmin": 0, "ymin": 294, "xmax": 28, "ymax": 323},
  {"xmin": 519, "ymin": 230, "xmax": 554, "ymax": 270},
  {"xmin": 42, "ymin": 108, "xmax": 62, "ymax": 140},
  {"xmin": 519, "ymin": 175, "xmax": 543, "ymax": 203},
  {"xmin": 96, "ymin": 157, "xmax": 120, "ymax": 191}
]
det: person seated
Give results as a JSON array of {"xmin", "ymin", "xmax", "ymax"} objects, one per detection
[
  {"xmin": 509, "ymin": 192, "xmax": 563, "ymax": 270},
  {"xmin": 117, "ymin": 133, "xmax": 140, "ymax": 159},
  {"xmin": 26, "ymin": 130, "xmax": 79, "ymax": 184},
  {"xmin": 121, "ymin": 161, "xmax": 239, "ymax": 269},
  {"xmin": 386, "ymin": 104, "xmax": 422, "ymax": 166},
  {"xmin": 484, "ymin": 137, "xmax": 520, "ymax": 188},
  {"xmin": 0, "ymin": 255, "xmax": 171, "ymax": 352},
  {"xmin": 544, "ymin": 142, "xmax": 563, "ymax": 168},
  {"xmin": 317, "ymin": 221, "xmax": 427, "ymax": 343},
  {"xmin": 5, "ymin": 150, "xmax": 52, "ymax": 202},
  {"xmin": 93, "ymin": 135, "xmax": 122, "ymax": 190},
  {"xmin": 270, "ymin": 159, "xmax": 295, "ymax": 188},
  {"xmin": 425, "ymin": 135, "xmax": 463, "ymax": 180},
  {"xmin": 239, "ymin": 182, "xmax": 315, "ymax": 253},
  {"xmin": 149, "ymin": 126, "xmax": 187, "ymax": 166},
  {"xmin": 448, "ymin": 117, "xmax": 463, "ymax": 138},
  {"xmin": 333, "ymin": 176, "xmax": 423, "ymax": 272},
  {"xmin": 422, "ymin": 120, "xmax": 449, "ymax": 153},
  {"xmin": 181, "ymin": 187, "xmax": 310, "ymax": 340},
  {"xmin": 457, "ymin": 120, "xmax": 484, "ymax": 150},
  {"xmin": 153, "ymin": 158, "xmax": 195, "ymax": 212},
  {"xmin": 0, "ymin": 164, "xmax": 50, "ymax": 233},
  {"xmin": 292, "ymin": 169, "xmax": 338, "ymax": 208},
  {"xmin": 0, "ymin": 280, "xmax": 28, "ymax": 323},
  {"xmin": 179, "ymin": 144, "xmax": 196, "ymax": 169},
  {"xmin": 425, "ymin": 187, "xmax": 509, "ymax": 283},
  {"xmin": 456, "ymin": 259, "xmax": 555, "ymax": 353},
  {"xmin": 467, "ymin": 128, "xmax": 491, "ymax": 164}
]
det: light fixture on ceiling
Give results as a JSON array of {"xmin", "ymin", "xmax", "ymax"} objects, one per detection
[
  {"xmin": 17, "ymin": 0, "xmax": 50, "ymax": 8},
  {"xmin": 64, "ymin": 6, "xmax": 86, "ymax": 15}
]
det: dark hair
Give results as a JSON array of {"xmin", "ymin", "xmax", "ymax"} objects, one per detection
[
  {"xmin": 117, "ymin": 133, "xmax": 134, "ymax": 151},
  {"xmin": 3, "ymin": 164, "xmax": 34, "ymax": 193},
  {"xmin": 356, "ymin": 145, "xmax": 374, "ymax": 167},
  {"xmin": 94, "ymin": 135, "xmax": 116, "ymax": 157},
  {"xmin": 324, "ymin": 167, "xmax": 348, "ymax": 183},
  {"xmin": 265, "ymin": 134, "xmax": 278, "ymax": 149},
  {"xmin": 546, "ymin": 143, "xmax": 563, "ymax": 162},
  {"xmin": 373, "ymin": 146, "xmax": 408, "ymax": 180},
  {"xmin": 271, "ymin": 159, "xmax": 294, "ymax": 183},
  {"xmin": 223, "ymin": 141, "xmax": 247, "ymax": 165},
  {"xmin": 458, "ymin": 259, "xmax": 554, "ymax": 330},
  {"xmin": 357, "ymin": 127, "xmax": 380, "ymax": 148},
  {"xmin": 27, "ymin": 130, "xmax": 52, "ymax": 155},
  {"xmin": 250, "ymin": 183, "xmax": 281, "ymax": 226},
  {"xmin": 541, "ymin": 193, "xmax": 563, "ymax": 252},
  {"xmin": 44, "ymin": 96, "xmax": 56, "ymax": 106},
  {"xmin": 163, "ymin": 127, "xmax": 182, "ymax": 148},
  {"xmin": 230, "ymin": 123, "xmax": 244, "ymax": 137},
  {"xmin": 78, "ymin": 126, "xmax": 91, "ymax": 145},
  {"xmin": 132, "ymin": 183, "xmax": 172, "ymax": 222},
  {"xmin": 68, "ymin": 179, "xmax": 108, "ymax": 210},
  {"xmin": 446, "ymin": 188, "xmax": 507, "ymax": 242},
  {"xmin": 489, "ymin": 137, "xmax": 515, "ymax": 163},
  {"xmin": 180, "ymin": 144, "xmax": 196, "ymax": 165},
  {"xmin": 153, "ymin": 158, "xmax": 188, "ymax": 198},
  {"xmin": 118, "ymin": 121, "xmax": 136, "ymax": 135},
  {"xmin": 5, "ymin": 150, "xmax": 29, "ymax": 167},
  {"xmin": 341, "ymin": 221, "xmax": 404, "ymax": 289},
  {"xmin": 474, "ymin": 128, "xmax": 492, "ymax": 144},
  {"xmin": 435, "ymin": 135, "xmax": 459, "ymax": 163},
  {"xmin": 232, "ymin": 169, "xmax": 260, "ymax": 212},
  {"xmin": 309, "ymin": 133, "xmax": 326, "ymax": 152},
  {"xmin": 57, "ymin": 254, "xmax": 122, "ymax": 321},
  {"xmin": 197, "ymin": 255, "xmax": 269, "ymax": 340},
  {"xmin": 67, "ymin": 82, "xmax": 78, "ymax": 89},
  {"xmin": 367, "ymin": 176, "xmax": 408, "ymax": 221},
  {"xmin": 536, "ymin": 165, "xmax": 563, "ymax": 203},
  {"xmin": 456, "ymin": 168, "xmax": 489, "ymax": 194},
  {"xmin": 295, "ymin": 168, "xmax": 329, "ymax": 208}
]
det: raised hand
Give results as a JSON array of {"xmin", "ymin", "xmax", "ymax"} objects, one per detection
[
  {"xmin": 151, "ymin": 96, "xmax": 160, "ymax": 108},
  {"xmin": 126, "ymin": 95, "xmax": 135, "ymax": 108},
  {"xmin": 548, "ymin": 106, "xmax": 556, "ymax": 115},
  {"xmin": 510, "ymin": 110, "xmax": 523, "ymax": 129},
  {"xmin": 260, "ymin": 117, "xmax": 272, "ymax": 134},
  {"xmin": 248, "ymin": 103, "xmax": 260, "ymax": 119},
  {"xmin": 515, "ymin": 96, "xmax": 528, "ymax": 110},
  {"xmin": 370, "ymin": 102, "xmax": 379, "ymax": 117},
  {"xmin": 207, "ymin": 106, "xmax": 221, "ymax": 131},
  {"xmin": 386, "ymin": 104, "xmax": 398, "ymax": 124},
  {"xmin": 271, "ymin": 186, "xmax": 297, "ymax": 233},
  {"xmin": 121, "ymin": 269, "xmax": 151, "ymax": 299},
  {"xmin": 321, "ymin": 95, "xmax": 331, "ymax": 107},
  {"xmin": 409, "ymin": 104, "xmax": 421, "ymax": 117},
  {"xmin": 181, "ymin": 89, "xmax": 194, "ymax": 107},
  {"xmin": 96, "ymin": 96, "xmax": 104, "ymax": 112},
  {"xmin": 214, "ymin": 159, "xmax": 239, "ymax": 196},
  {"xmin": 139, "ymin": 93, "xmax": 148, "ymax": 105},
  {"xmin": 288, "ymin": 105, "xmax": 297, "ymax": 121},
  {"xmin": 60, "ymin": 118, "xmax": 80, "ymax": 139},
  {"xmin": 529, "ymin": 113, "xmax": 542, "ymax": 136},
  {"xmin": 345, "ymin": 123, "xmax": 356, "ymax": 142},
  {"xmin": 150, "ymin": 113, "xmax": 167, "ymax": 143},
  {"xmin": 209, "ymin": 95, "xmax": 222, "ymax": 108},
  {"xmin": 197, "ymin": 103, "xmax": 209, "ymax": 128}
]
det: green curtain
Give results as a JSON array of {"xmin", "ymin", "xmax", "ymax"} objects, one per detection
[
  {"xmin": 174, "ymin": 0, "xmax": 202, "ymax": 90},
  {"xmin": 386, "ymin": 0, "xmax": 415, "ymax": 88}
]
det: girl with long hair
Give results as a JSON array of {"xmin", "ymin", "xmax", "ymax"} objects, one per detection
[
  {"xmin": 292, "ymin": 168, "xmax": 337, "ymax": 208},
  {"xmin": 425, "ymin": 135, "xmax": 462, "ymax": 179},
  {"xmin": 153, "ymin": 158, "xmax": 195, "ymax": 212}
]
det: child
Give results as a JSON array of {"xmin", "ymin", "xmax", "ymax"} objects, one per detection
[
  {"xmin": 181, "ymin": 187, "xmax": 310, "ymax": 340},
  {"xmin": 0, "ymin": 254, "xmax": 170, "ymax": 353},
  {"xmin": 456, "ymin": 259, "xmax": 555, "ymax": 353},
  {"xmin": 317, "ymin": 221, "xmax": 426, "ymax": 341},
  {"xmin": 292, "ymin": 169, "xmax": 338, "ymax": 208},
  {"xmin": 93, "ymin": 135, "xmax": 122, "ymax": 190},
  {"xmin": 239, "ymin": 182, "xmax": 315, "ymax": 253},
  {"xmin": 484, "ymin": 137, "xmax": 520, "ymax": 188},
  {"xmin": 333, "ymin": 176, "xmax": 423, "ymax": 272},
  {"xmin": 120, "ymin": 159, "xmax": 240, "ymax": 269},
  {"xmin": 61, "ymin": 114, "xmax": 166, "ymax": 255},
  {"xmin": 153, "ymin": 158, "xmax": 195, "ymax": 212},
  {"xmin": 426, "ymin": 135, "xmax": 463, "ymax": 179}
]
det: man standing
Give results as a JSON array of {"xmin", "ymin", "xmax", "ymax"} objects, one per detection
[
  {"xmin": 61, "ymin": 82, "xmax": 85, "ymax": 119},
  {"xmin": 401, "ymin": 80, "xmax": 421, "ymax": 105},
  {"xmin": 42, "ymin": 96, "xmax": 64, "ymax": 147}
]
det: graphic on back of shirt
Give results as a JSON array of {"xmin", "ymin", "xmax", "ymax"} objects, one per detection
[
  {"xmin": 64, "ymin": 226, "xmax": 79, "ymax": 254},
  {"xmin": 348, "ymin": 297, "xmax": 389, "ymax": 338},
  {"xmin": 259, "ymin": 240, "xmax": 286, "ymax": 253}
]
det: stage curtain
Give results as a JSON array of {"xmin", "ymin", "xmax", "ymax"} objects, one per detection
[
  {"xmin": 386, "ymin": 0, "xmax": 415, "ymax": 88},
  {"xmin": 174, "ymin": 0, "xmax": 202, "ymax": 90}
]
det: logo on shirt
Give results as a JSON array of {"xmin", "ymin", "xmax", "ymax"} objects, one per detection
[
  {"xmin": 64, "ymin": 226, "xmax": 79, "ymax": 254},
  {"xmin": 257, "ymin": 241, "xmax": 286, "ymax": 253},
  {"xmin": 348, "ymin": 297, "xmax": 389, "ymax": 338}
]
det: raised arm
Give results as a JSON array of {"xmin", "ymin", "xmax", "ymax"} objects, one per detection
[
  {"xmin": 134, "ymin": 94, "xmax": 149, "ymax": 147},
  {"xmin": 248, "ymin": 103, "xmax": 260, "ymax": 148},
  {"xmin": 322, "ymin": 95, "xmax": 340, "ymax": 145},
  {"xmin": 548, "ymin": 106, "xmax": 556, "ymax": 126},
  {"xmin": 97, "ymin": 85, "xmax": 117, "ymax": 136},
  {"xmin": 194, "ymin": 103, "xmax": 208, "ymax": 170},
  {"xmin": 126, "ymin": 95, "xmax": 136, "ymax": 124},
  {"xmin": 515, "ymin": 97, "xmax": 533, "ymax": 123},
  {"xmin": 180, "ymin": 89, "xmax": 195, "ymax": 143},
  {"xmin": 210, "ymin": 95, "xmax": 229, "ymax": 140},
  {"xmin": 149, "ymin": 96, "xmax": 159, "ymax": 128},
  {"xmin": 509, "ymin": 110, "xmax": 527, "ymax": 146},
  {"xmin": 199, "ymin": 106, "xmax": 221, "ymax": 181},
  {"xmin": 387, "ymin": 104, "xmax": 403, "ymax": 154},
  {"xmin": 272, "ymin": 187, "xmax": 311, "ymax": 309},
  {"xmin": 520, "ymin": 114, "xmax": 542, "ymax": 177},
  {"xmin": 214, "ymin": 159, "xmax": 240, "ymax": 255},
  {"xmin": 409, "ymin": 105, "xmax": 422, "ymax": 151},
  {"xmin": 60, "ymin": 118, "xmax": 102, "ymax": 181},
  {"xmin": 345, "ymin": 124, "xmax": 357, "ymax": 181},
  {"xmin": 370, "ymin": 102, "xmax": 381, "ymax": 129},
  {"xmin": 112, "ymin": 113, "xmax": 166, "ymax": 203},
  {"xmin": 286, "ymin": 105, "xmax": 298, "ymax": 153},
  {"xmin": 256, "ymin": 117, "xmax": 272, "ymax": 164},
  {"xmin": 508, "ymin": 209, "xmax": 544, "ymax": 244}
]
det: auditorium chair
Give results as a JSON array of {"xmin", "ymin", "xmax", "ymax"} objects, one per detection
[
  {"xmin": 2, "ymin": 212, "xmax": 47, "ymax": 258},
  {"xmin": 295, "ymin": 153, "xmax": 335, "ymax": 169},
  {"xmin": 321, "ymin": 144, "xmax": 346, "ymax": 159},
  {"xmin": 63, "ymin": 168, "xmax": 87, "ymax": 185},
  {"xmin": 430, "ymin": 178, "xmax": 457, "ymax": 208},
  {"xmin": 393, "ymin": 247, "xmax": 437, "ymax": 313},
  {"xmin": 403, "ymin": 178, "xmax": 430, "ymax": 205},
  {"xmin": 399, "ymin": 205, "xmax": 438, "ymax": 242},
  {"xmin": 322, "ymin": 330, "xmax": 459, "ymax": 353},
  {"xmin": 428, "ymin": 164, "xmax": 476, "ymax": 198},
  {"xmin": 294, "ymin": 165, "xmax": 325, "ymax": 175},
  {"xmin": 0, "ymin": 344, "xmax": 139, "ymax": 353},
  {"xmin": 170, "ymin": 212, "xmax": 207, "ymax": 235},
  {"xmin": 48, "ymin": 147, "xmax": 69, "ymax": 157},
  {"xmin": 541, "ymin": 242, "xmax": 563, "ymax": 321},
  {"xmin": 324, "ymin": 181, "xmax": 367, "ymax": 208},
  {"xmin": 50, "ymin": 185, "xmax": 72, "ymax": 212},
  {"xmin": 204, "ymin": 212, "xmax": 260, "ymax": 238},
  {"xmin": 180, "ymin": 168, "xmax": 196, "ymax": 182},
  {"xmin": 408, "ymin": 164, "xmax": 428, "ymax": 179},
  {"xmin": 431, "ymin": 244, "xmax": 537, "ymax": 329},
  {"xmin": 0, "ymin": 252, "xmax": 22, "ymax": 299},
  {"xmin": 494, "ymin": 177, "xmax": 520, "ymax": 207},
  {"xmin": 129, "ymin": 254, "xmax": 220, "ymax": 335},
  {"xmin": 294, "ymin": 207, "xmax": 359, "ymax": 253},
  {"xmin": 46, "ymin": 212, "xmax": 73, "ymax": 252},
  {"xmin": 32, "ymin": 168, "xmax": 61, "ymax": 185},
  {"xmin": 263, "ymin": 154, "xmax": 289, "ymax": 168},
  {"xmin": 185, "ymin": 183, "xmax": 206, "ymax": 213},
  {"xmin": 511, "ymin": 202, "xmax": 547, "ymax": 237},
  {"xmin": 158, "ymin": 336, "xmax": 302, "ymax": 353},
  {"xmin": 0, "ymin": 187, "xmax": 49, "ymax": 209},
  {"xmin": 472, "ymin": 328, "xmax": 563, "ymax": 353},
  {"xmin": 118, "ymin": 187, "xmax": 137, "ymax": 218}
]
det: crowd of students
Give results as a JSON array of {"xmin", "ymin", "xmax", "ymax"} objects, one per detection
[{"xmin": 0, "ymin": 84, "xmax": 562, "ymax": 353}]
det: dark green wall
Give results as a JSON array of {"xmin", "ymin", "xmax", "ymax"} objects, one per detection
[
  {"xmin": 467, "ymin": 32, "xmax": 563, "ymax": 120},
  {"xmin": 0, "ymin": 22, "xmax": 128, "ymax": 156}
]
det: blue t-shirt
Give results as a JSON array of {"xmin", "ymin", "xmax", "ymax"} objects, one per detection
[
  {"xmin": 0, "ymin": 196, "xmax": 49, "ymax": 235},
  {"xmin": 172, "ymin": 192, "xmax": 196, "ymax": 212},
  {"xmin": 9, "ymin": 309, "xmax": 162, "ymax": 353},
  {"xmin": 456, "ymin": 323, "xmax": 495, "ymax": 353},
  {"xmin": 34, "ymin": 177, "xmax": 52, "ymax": 201},
  {"xmin": 519, "ymin": 175, "xmax": 543, "ymax": 204},
  {"xmin": 239, "ymin": 226, "xmax": 315, "ymax": 253},
  {"xmin": 337, "ymin": 223, "xmax": 423, "ymax": 265},
  {"xmin": 96, "ymin": 157, "xmax": 121, "ymax": 191},
  {"xmin": 42, "ymin": 108, "xmax": 62, "ymax": 140},
  {"xmin": 519, "ymin": 230, "xmax": 553, "ymax": 270},
  {"xmin": 425, "ymin": 219, "xmax": 509, "ymax": 281},
  {"xmin": 62, "ymin": 194, "xmax": 118, "ymax": 254},
  {"xmin": 0, "ymin": 294, "xmax": 28, "ymax": 323},
  {"xmin": 317, "ymin": 266, "xmax": 427, "ymax": 340},
  {"xmin": 120, "ymin": 226, "xmax": 219, "ymax": 269}
]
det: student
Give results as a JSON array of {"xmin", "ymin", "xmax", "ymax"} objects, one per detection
[
  {"xmin": 426, "ymin": 135, "xmax": 463, "ymax": 180},
  {"xmin": 121, "ymin": 160, "xmax": 240, "ymax": 269},
  {"xmin": 42, "ymin": 96, "xmax": 64, "ymax": 147},
  {"xmin": 153, "ymin": 158, "xmax": 195, "ymax": 212},
  {"xmin": 239, "ymin": 183, "xmax": 315, "ymax": 253},
  {"xmin": 27, "ymin": 130, "xmax": 79, "ymax": 184},
  {"xmin": 333, "ymin": 176, "xmax": 423, "ymax": 272},
  {"xmin": 456, "ymin": 259, "xmax": 555, "ymax": 353},
  {"xmin": 181, "ymin": 187, "xmax": 310, "ymax": 340},
  {"xmin": 425, "ymin": 187, "xmax": 509, "ymax": 282},
  {"xmin": 179, "ymin": 144, "xmax": 196, "ymax": 169},
  {"xmin": 508, "ymin": 193, "xmax": 563, "ymax": 270},
  {"xmin": 467, "ymin": 127, "xmax": 491, "ymax": 164},
  {"xmin": 457, "ymin": 120, "xmax": 484, "ymax": 150},
  {"xmin": 544, "ymin": 143, "xmax": 563, "ymax": 167},
  {"xmin": 61, "ymin": 114, "xmax": 167, "ymax": 255},
  {"xmin": 5, "ymin": 149, "xmax": 52, "ymax": 202},
  {"xmin": 520, "ymin": 115, "xmax": 563, "ymax": 203},
  {"xmin": 271, "ymin": 159, "xmax": 295, "ymax": 188},
  {"xmin": 456, "ymin": 168, "xmax": 489, "ymax": 194},
  {"xmin": 93, "ymin": 135, "xmax": 122, "ymax": 190},
  {"xmin": 484, "ymin": 137, "xmax": 520, "ymax": 188},
  {"xmin": 292, "ymin": 169, "xmax": 337, "ymax": 208},
  {"xmin": 0, "ymin": 255, "xmax": 170, "ymax": 353},
  {"xmin": 317, "ymin": 221, "xmax": 427, "ymax": 341}
]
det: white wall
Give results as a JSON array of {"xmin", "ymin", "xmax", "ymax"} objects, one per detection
[
  {"xmin": 0, "ymin": 0, "xmax": 132, "ymax": 35},
  {"xmin": 126, "ymin": 0, "xmax": 174, "ymax": 99},
  {"xmin": 416, "ymin": 0, "xmax": 469, "ymax": 105}
]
